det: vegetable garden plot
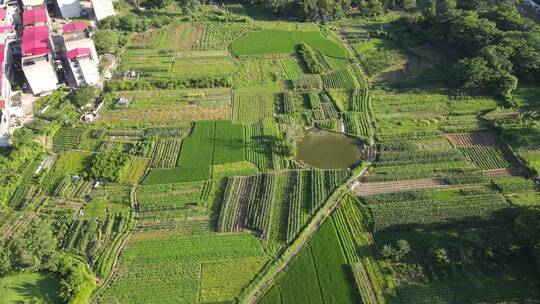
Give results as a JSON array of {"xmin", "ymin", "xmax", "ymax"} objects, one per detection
[
  {"xmin": 322, "ymin": 66, "xmax": 359, "ymax": 89},
  {"xmin": 52, "ymin": 127, "xmax": 85, "ymax": 152},
  {"xmin": 244, "ymin": 121, "xmax": 274, "ymax": 170},
  {"xmin": 365, "ymin": 188, "xmax": 512, "ymax": 232},
  {"xmin": 232, "ymin": 92, "xmax": 275, "ymax": 124},
  {"xmin": 343, "ymin": 112, "xmax": 371, "ymax": 138},
  {"xmin": 97, "ymin": 104, "xmax": 230, "ymax": 128},
  {"xmin": 142, "ymin": 165, "xmax": 211, "ymax": 184},
  {"xmin": 200, "ymin": 257, "xmax": 268, "ymax": 303},
  {"xmin": 458, "ymin": 146, "xmax": 511, "ymax": 170},
  {"xmin": 151, "ymin": 138, "xmax": 182, "ymax": 168},
  {"xmin": 193, "ymin": 21, "xmax": 259, "ymax": 51},
  {"xmin": 446, "ymin": 132, "xmax": 499, "ymax": 147},
  {"xmin": 118, "ymin": 88, "xmax": 231, "ymax": 108},
  {"xmin": 97, "ymin": 264, "xmax": 201, "ymax": 304},
  {"xmin": 122, "ymin": 233, "xmax": 265, "ymax": 265},
  {"xmin": 279, "ymin": 57, "xmax": 304, "ymax": 78},
  {"xmin": 137, "ymin": 181, "xmax": 209, "ymax": 212},
  {"xmin": 218, "ymin": 170, "xmax": 348, "ymax": 241}
]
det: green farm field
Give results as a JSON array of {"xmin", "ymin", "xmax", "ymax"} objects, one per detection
[{"xmin": 2, "ymin": 3, "xmax": 540, "ymax": 304}]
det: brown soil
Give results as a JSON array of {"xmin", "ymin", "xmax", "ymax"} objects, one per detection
[
  {"xmin": 446, "ymin": 132, "xmax": 499, "ymax": 147},
  {"xmin": 355, "ymin": 178, "xmax": 451, "ymax": 196}
]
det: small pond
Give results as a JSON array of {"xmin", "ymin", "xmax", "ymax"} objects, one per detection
[{"xmin": 295, "ymin": 128, "xmax": 363, "ymax": 169}]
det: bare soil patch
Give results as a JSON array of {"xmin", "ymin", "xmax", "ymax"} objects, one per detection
[
  {"xmin": 446, "ymin": 132, "xmax": 499, "ymax": 147},
  {"xmin": 355, "ymin": 178, "xmax": 451, "ymax": 196}
]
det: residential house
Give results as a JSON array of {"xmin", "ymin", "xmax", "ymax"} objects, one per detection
[
  {"xmin": 62, "ymin": 22, "xmax": 99, "ymax": 87},
  {"xmin": 21, "ymin": 25, "xmax": 58, "ymax": 94},
  {"xmin": 90, "ymin": 0, "xmax": 114, "ymax": 21}
]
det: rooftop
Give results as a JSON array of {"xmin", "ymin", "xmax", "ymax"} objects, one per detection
[
  {"xmin": 22, "ymin": 26, "xmax": 49, "ymax": 56},
  {"xmin": 67, "ymin": 47, "xmax": 91, "ymax": 60},
  {"xmin": 63, "ymin": 22, "xmax": 87, "ymax": 33},
  {"xmin": 23, "ymin": 7, "xmax": 47, "ymax": 26}
]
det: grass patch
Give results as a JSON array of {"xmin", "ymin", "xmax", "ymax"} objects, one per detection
[
  {"xmin": 200, "ymin": 257, "xmax": 268, "ymax": 302},
  {"xmin": 54, "ymin": 151, "xmax": 94, "ymax": 175},
  {"xmin": 231, "ymin": 30, "xmax": 348, "ymax": 58},
  {"xmin": 0, "ymin": 272, "xmax": 62, "ymax": 303},
  {"xmin": 142, "ymin": 165, "xmax": 211, "ymax": 184}
]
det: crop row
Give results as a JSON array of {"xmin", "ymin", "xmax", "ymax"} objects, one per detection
[
  {"xmin": 322, "ymin": 66, "xmax": 358, "ymax": 90},
  {"xmin": 245, "ymin": 174, "xmax": 276, "ymax": 238},
  {"xmin": 53, "ymin": 127, "xmax": 85, "ymax": 151},
  {"xmin": 368, "ymin": 193, "xmax": 511, "ymax": 232},
  {"xmin": 151, "ymin": 138, "xmax": 182, "ymax": 168},
  {"xmin": 344, "ymin": 112, "xmax": 371, "ymax": 138},
  {"xmin": 458, "ymin": 146, "xmax": 511, "ymax": 170},
  {"xmin": 217, "ymin": 177, "xmax": 251, "ymax": 232},
  {"xmin": 376, "ymin": 149, "xmax": 466, "ymax": 166},
  {"xmin": 232, "ymin": 93, "xmax": 275, "ymax": 124}
]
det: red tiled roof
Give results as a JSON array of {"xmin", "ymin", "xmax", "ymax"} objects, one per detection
[
  {"xmin": 0, "ymin": 100, "xmax": 4, "ymax": 110},
  {"xmin": 0, "ymin": 9, "xmax": 6, "ymax": 20},
  {"xmin": 63, "ymin": 22, "xmax": 87, "ymax": 33},
  {"xmin": 0, "ymin": 26, "xmax": 15, "ymax": 33},
  {"xmin": 23, "ymin": 7, "xmax": 47, "ymax": 26},
  {"xmin": 22, "ymin": 26, "xmax": 49, "ymax": 56},
  {"xmin": 67, "ymin": 47, "xmax": 91, "ymax": 60}
]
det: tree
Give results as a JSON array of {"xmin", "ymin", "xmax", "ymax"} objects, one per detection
[
  {"xmin": 381, "ymin": 239, "xmax": 411, "ymax": 261},
  {"xmin": 90, "ymin": 152, "xmax": 131, "ymax": 182},
  {"xmin": 402, "ymin": 0, "xmax": 417, "ymax": 10},
  {"xmin": 430, "ymin": 247, "xmax": 451, "ymax": 265},
  {"xmin": 144, "ymin": 0, "xmax": 174, "ymax": 8},
  {"xmin": 284, "ymin": 124, "xmax": 304, "ymax": 145},
  {"xmin": 181, "ymin": 0, "xmax": 201, "ymax": 15},
  {"xmin": 57, "ymin": 256, "xmax": 96, "ymax": 304},
  {"xmin": 93, "ymin": 30, "xmax": 121, "ymax": 55},
  {"xmin": 9, "ymin": 219, "xmax": 58, "ymax": 271},
  {"xmin": 0, "ymin": 243, "xmax": 12, "ymax": 275},
  {"xmin": 10, "ymin": 128, "xmax": 36, "ymax": 149},
  {"xmin": 71, "ymin": 85, "xmax": 98, "ymax": 108}
]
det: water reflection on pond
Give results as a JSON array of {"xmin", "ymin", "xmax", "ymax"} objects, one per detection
[{"xmin": 295, "ymin": 128, "xmax": 363, "ymax": 169}]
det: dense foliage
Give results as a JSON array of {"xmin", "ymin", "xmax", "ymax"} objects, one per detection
[
  {"xmin": 90, "ymin": 152, "xmax": 131, "ymax": 182},
  {"xmin": 403, "ymin": 0, "xmax": 540, "ymax": 99}
]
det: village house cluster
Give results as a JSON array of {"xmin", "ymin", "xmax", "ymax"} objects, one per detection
[{"xmin": 0, "ymin": 0, "xmax": 115, "ymax": 146}]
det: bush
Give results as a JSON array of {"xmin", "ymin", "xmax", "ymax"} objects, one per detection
[
  {"xmin": 297, "ymin": 43, "xmax": 324, "ymax": 74},
  {"xmin": 93, "ymin": 30, "xmax": 125, "ymax": 55},
  {"xmin": 90, "ymin": 152, "xmax": 131, "ymax": 182},
  {"xmin": 57, "ymin": 256, "xmax": 96, "ymax": 304},
  {"xmin": 104, "ymin": 76, "xmax": 231, "ymax": 91},
  {"xmin": 71, "ymin": 85, "xmax": 98, "ymax": 108}
]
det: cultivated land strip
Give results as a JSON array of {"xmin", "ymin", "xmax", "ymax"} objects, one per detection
[{"xmin": 355, "ymin": 178, "xmax": 451, "ymax": 196}]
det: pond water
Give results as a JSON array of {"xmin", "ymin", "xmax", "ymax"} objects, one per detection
[{"xmin": 295, "ymin": 128, "xmax": 363, "ymax": 169}]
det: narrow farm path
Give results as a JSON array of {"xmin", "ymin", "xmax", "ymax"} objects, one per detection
[{"xmin": 241, "ymin": 165, "xmax": 370, "ymax": 304}]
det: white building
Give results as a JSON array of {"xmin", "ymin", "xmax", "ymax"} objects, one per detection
[
  {"xmin": 0, "ymin": 4, "xmax": 15, "ymax": 146},
  {"xmin": 62, "ymin": 22, "xmax": 99, "ymax": 87},
  {"xmin": 22, "ymin": 26, "xmax": 58, "ymax": 95},
  {"xmin": 20, "ymin": 0, "xmax": 45, "ymax": 9},
  {"xmin": 55, "ymin": 0, "xmax": 81, "ymax": 19},
  {"xmin": 0, "ymin": 44, "xmax": 11, "ymax": 146},
  {"xmin": 90, "ymin": 0, "xmax": 114, "ymax": 21}
]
